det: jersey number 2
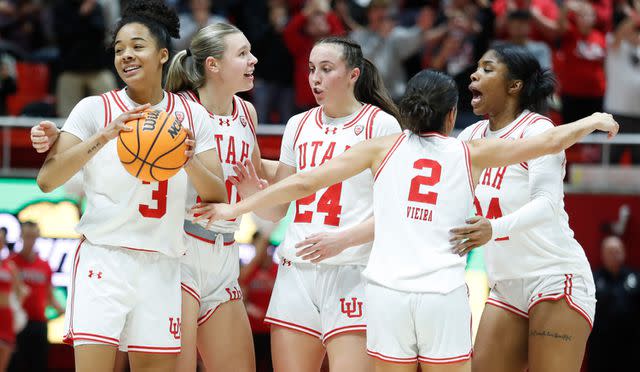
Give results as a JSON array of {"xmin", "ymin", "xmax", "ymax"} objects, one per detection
[
  {"xmin": 139, "ymin": 180, "xmax": 168, "ymax": 218},
  {"xmin": 408, "ymin": 159, "xmax": 441, "ymax": 204}
]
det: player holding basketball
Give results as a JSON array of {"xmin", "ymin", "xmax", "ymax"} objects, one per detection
[
  {"xmin": 164, "ymin": 23, "xmax": 265, "ymax": 371},
  {"xmin": 449, "ymin": 44, "xmax": 602, "ymax": 372},
  {"xmin": 192, "ymin": 69, "xmax": 618, "ymax": 372},
  {"xmin": 34, "ymin": 1, "xmax": 226, "ymax": 371},
  {"xmin": 31, "ymin": 22, "xmax": 269, "ymax": 372}
]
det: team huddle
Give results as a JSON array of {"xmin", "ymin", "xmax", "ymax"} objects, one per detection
[{"xmin": 25, "ymin": 0, "xmax": 619, "ymax": 372}]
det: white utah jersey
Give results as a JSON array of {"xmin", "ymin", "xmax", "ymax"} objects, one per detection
[
  {"xmin": 364, "ymin": 131, "xmax": 474, "ymax": 293},
  {"xmin": 279, "ymin": 104, "xmax": 401, "ymax": 265},
  {"xmin": 179, "ymin": 91, "xmax": 257, "ymax": 234},
  {"xmin": 62, "ymin": 89, "xmax": 216, "ymax": 257},
  {"xmin": 458, "ymin": 110, "xmax": 591, "ymax": 283}
]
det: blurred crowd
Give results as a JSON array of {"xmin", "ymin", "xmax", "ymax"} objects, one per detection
[{"xmin": 0, "ymin": 1, "xmax": 637, "ymax": 132}]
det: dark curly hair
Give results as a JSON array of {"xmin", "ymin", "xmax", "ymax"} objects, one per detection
[
  {"xmin": 112, "ymin": 0, "xmax": 180, "ymax": 52},
  {"xmin": 491, "ymin": 44, "xmax": 556, "ymax": 113},
  {"xmin": 399, "ymin": 70, "xmax": 458, "ymax": 134}
]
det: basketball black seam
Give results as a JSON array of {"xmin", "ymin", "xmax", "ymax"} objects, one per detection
[
  {"xmin": 148, "ymin": 134, "xmax": 188, "ymax": 181},
  {"xmin": 136, "ymin": 116, "xmax": 141, "ymax": 158},
  {"xmin": 118, "ymin": 128, "xmax": 139, "ymax": 164},
  {"xmin": 136, "ymin": 111, "xmax": 170, "ymax": 178}
]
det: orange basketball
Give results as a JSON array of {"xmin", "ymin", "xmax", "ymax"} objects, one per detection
[{"xmin": 117, "ymin": 109, "xmax": 188, "ymax": 182}]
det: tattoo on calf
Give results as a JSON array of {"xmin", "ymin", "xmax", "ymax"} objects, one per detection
[{"xmin": 529, "ymin": 330, "xmax": 573, "ymax": 342}]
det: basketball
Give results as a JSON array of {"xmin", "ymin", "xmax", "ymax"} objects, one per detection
[{"xmin": 117, "ymin": 109, "xmax": 188, "ymax": 182}]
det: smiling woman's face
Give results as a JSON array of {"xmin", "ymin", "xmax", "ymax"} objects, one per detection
[{"xmin": 113, "ymin": 22, "xmax": 168, "ymax": 88}]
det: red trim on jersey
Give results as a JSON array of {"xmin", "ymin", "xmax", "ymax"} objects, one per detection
[
  {"xmin": 367, "ymin": 349, "xmax": 418, "ymax": 364},
  {"xmin": 418, "ymin": 132, "xmax": 448, "ymax": 138},
  {"xmin": 486, "ymin": 111, "xmax": 535, "ymax": 139},
  {"xmin": 485, "ymin": 298, "xmax": 529, "ymax": 319},
  {"xmin": 292, "ymin": 109, "xmax": 315, "ymax": 148},
  {"xmin": 322, "ymin": 325, "xmax": 366, "ymax": 343},
  {"xmin": 230, "ymin": 97, "xmax": 238, "ymax": 120},
  {"xmin": 343, "ymin": 104, "xmax": 373, "ymax": 129},
  {"xmin": 264, "ymin": 317, "xmax": 322, "ymax": 338},
  {"xmin": 374, "ymin": 133, "xmax": 407, "ymax": 182},
  {"xmin": 127, "ymin": 345, "xmax": 181, "ymax": 354},
  {"xmin": 468, "ymin": 121, "xmax": 487, "ymax": 139},
  {"xmin": 518, "ymin": 115, "xmax": 555, "ymax": 170},
  {"xmin": 461, "ymin": 141, "xmax": 475, "ymax": 196},
  {"xmin": 166, "ymin": 92, "xmax": 176, "ymax": 116},
  {"xmin": 186, "ymin": 90, "xmax": 199, "ymax": 103},
  {"xmin": 184, "ymin": 230, "xmax": 235, "ymax": 246},
  {"xmin": 417, "ymin": 350, "xmax": 473, "ymax": 364},
  {"xmin": 100, "ymin": 94, "xmax": 109, "ymax": 127},
  {"xmin": 238, "ymin": 98, "xmax": 257, "ymax": 138},
  {"xmin": 110, "ymin": 89, "xmax": 175, "ymax": 115},
  {"xmin": 365, "ymin": 108, "xmax": 381, "ymax": 139},
  {"xmin": 176, "ymin": 94, "xmax": 194, "ymax": 133},
  {"xmin": 109, "ymin": 90, "xmax": 128, "ymax": 112},
  {"xmin": 180, "ymin": 282, "xmax": 200, "ymax": 304},
  {"xmin": 315, "ymin": 104, "xmax": 372, "ymax": 130}
]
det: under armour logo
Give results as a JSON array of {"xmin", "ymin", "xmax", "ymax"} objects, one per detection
[
  {"xmin": 281, "ymin": 258, "xmax": 292, "ymax": 267},
  {"xmin": 225, "ymin": 287, "xmax": 243, "ymax": 301},
  {"xmin": 324, "ymin": 127, "xmax": 337, "ymax": 135},
  {"xmin": 169, "ymin": 317, "xmax": 181, "ymax": 339},
  {"xmin": 219, "ymin": 118, "xmax": 231, "ymax": 126},
  {"xmin": 88, "ymin": 270, "xmax": 102, "ymax": 279},
  {"xmin": 340, "ymin": 297, "xmax": 363, "ymax": 318}
]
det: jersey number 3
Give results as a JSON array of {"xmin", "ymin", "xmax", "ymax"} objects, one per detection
[
  {"xmin": 408, "ymin": 159, "xmax": 441, "ymax": 204},
  {"xmin": 139, "ymin": 180, "xmax": 168, "ymax": 218}
]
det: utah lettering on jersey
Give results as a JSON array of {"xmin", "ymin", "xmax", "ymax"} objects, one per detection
[
  {"xmin": 480, "ymin": 167, "xmax": 507, "ymax": 190},
  {"xmin": 297, "ymin": 141, "xmax": 350, "ymax": 170},
  {"xmin": 214, "ymin": 134, "xmax": 251, "ymax": 165}
]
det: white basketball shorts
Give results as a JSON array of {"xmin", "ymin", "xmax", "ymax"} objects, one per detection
[
  {"xmin": 63, "ymin": 239, "xmax": 182, "ymax": 353},
  {"xmin": 180, "ymin": 231, "xmax": 241, "ymax": 326},
  {"xmin": 366, "ymin": 283, "xmax": 473, "ymax": 365},
  {"xmin": 265, "ymin": 260, "xmax": 366, "ymax": 343},
  {"xmin": 486, "ymin": 274, "xmax": 596, "ymax": 328}
]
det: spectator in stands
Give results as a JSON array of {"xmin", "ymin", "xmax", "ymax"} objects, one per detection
[
  {"xmin": 497, "ymin": 9, "xmax": 552, "ymax": 69},
  {"xmin": 423, "ymin": 0, "xmax": 494, "ymax": 128},
  {"xmin": 247, "ymin": 0, "xmax": 295, "ymax": 124},
  {"xmin": 589, "ymin": 236, "xmax": 640, "ymax": 372},
  {"xmin": 493, "ymin": 0, "xmax": 560, "ymax": 42},
  {"xmin": 349, "ymin": 0, "xmax": 439, "ymax": 101},
  {"xmin": 175, "ymin": 0, "xmax": 227, "ymax": 51},
  {"xmin": 53, "ymin": 0, "xmax": 117, "ymax": 117},
  {"xmin": 239, "ymin": 230, "xmax": 277, "ymax": 372},
  {"xmin": 604, "ymin": 8, "xmax": 640, "ymax": 163},
  {"xmin": 0, "ymin": 52, "xmax": 15, "ymax": 115},
  {"xmin": 557, "ymin": 0, "xmax": 606, "ymax": 124},
  {"xmin": 283, "ymin": 0, "xmax": 344, "ymax": 111},
  {"xmin": 7, "ymin": 221, "xmax": 63, "ymax": 372},
  {"xmin": 0, "ymin": 1, "xmax": 49, "ymax": 57}
]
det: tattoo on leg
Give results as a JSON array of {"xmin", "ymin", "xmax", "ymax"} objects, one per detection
[{"xmin": 529, "ymin": 330, "xmax": 573, "ymax": 342}]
